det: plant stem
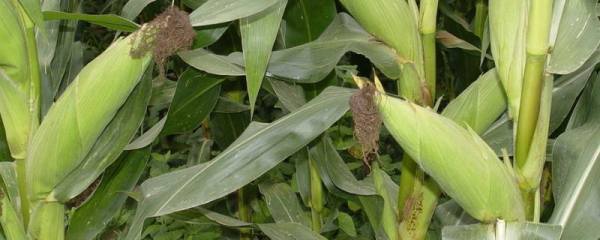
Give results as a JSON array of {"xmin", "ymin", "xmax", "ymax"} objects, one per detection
[
  {"xmin": 399, "ymin": 173, "xmax": 439, "ymax": 240},
  {"xmin": 37, "ymin": 202, "xmax": 65, "ymax": 240},
  {"xmin": 237, "ymin": 188, "xmax": 251, "ymax": 240},
  {"xmin": 308, "ymin": 158, "xmax": 323, "ymax": 232},
  {"xmin": 420, "ymin": 0, "xmax": 438, "ymax": 100},
  {"xmin": 397, "ymin": 155, "xmax": 417, "ymax": 218},
  {"xmin": 372, "ymin": 162, "xmax": 399, "ymax": 240},
  {"xmin": 515, "ymin": 0, "xmax": 552, "ymax": 220},
  {"xmin": 473, "ymin": 0, "xmax": 487, "ymax": 38}
]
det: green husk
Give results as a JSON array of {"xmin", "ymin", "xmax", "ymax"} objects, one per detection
[
  {"xmin": 26, "ymin": 32, "xmax": 152, "ymax": 203},
  {"xmin": 376, "ymin": 93, "xmax": 525, "ymax": 222},
  {"xmin": 489, "ymin": 0, "xmax": 528, "ymax": 119},
  {"xmin": 0, "ymin": 0, "xmax": 36, "ymax": 160}
]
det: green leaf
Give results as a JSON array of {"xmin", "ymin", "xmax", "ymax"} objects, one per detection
[
  {"xmin": 240, "ymin": 0, "xmax": 287, "ymax": 115},
  {"xmin": 0, "ymin": 163, "xmax": 20, "ymax": 213},
  {"xmin": 183, "ymin": 13, "xmax": 401, "ymax": 83},
  {"xmin": 66, "ymin": 149, "xmax": 150, "ymax": 240},
  {"xmin": 278, "ymin": 0, "xmax": 336, "ymax": 48},
  {"xmin": 121, "ymin": 0, "xmax": 156, "ymax": 20},
  {"xmin": 162, "ymin": 69, "xmax": 223, "ymax": 135},
  {"xmin": 337, "ymin": 212, "xmax": 357, "ymax": 237},
  {"xmin": 0, "ymin": 194, "xmax": 27, "ymax": 240},
  {"xmin": 442, "ymin": 222, "xmax": 562, "ymax": 240},
  {"xmin": 310, "ymin": 136, "xmax": 375, "ymax": 195},
  {"xmin": 269, "ymin": 78, "xmax": 306, "ymax": 112},
  {"xmin": 0, "ymin": 121, "xmax": 11, "ymax": 162},
  {"xmin": 549, "ymin": 74, "xmax": 600, "ymax": 240},
  {"xmin": 42, "ymin": 11, "xmax": 139, "ymax": 32},
  {"xmin": 124, "ymin": 87, "xmax": 353, "ymax": 240},
  {"xmin": 17, "ymin": 0, "xmax": 44, "ymax": 28},
  {"xmin": 194, "ymin": 207, "xmax": 251, "ymax": 227},
  {"xmin": 193, "ymin": 24, "xmax": 230, "ymax": 48},
  {"xmin": 124, "ymin": 117, "xmax": 166, "ymax": 150},
  {"xmin": 258, "ymin": 223, "xmax": 327, "ymax": 240},
  {"xmin": 179, "ymin": 49, "xmax": 245, "ymax": 76},
  {"xmin": 259, "ymin": 183, "xmax": 311, "ymax": 227},
  {"xmin": 50, "ymin": 66, "xmax": 152, "ymax": 202},
  {"xmin": 548, "ymin": 0, "xmax": 600, "ymax": 74},
  {"xmin": 189, "ymin": 0, "xmax": 280, "ymax": 27}
]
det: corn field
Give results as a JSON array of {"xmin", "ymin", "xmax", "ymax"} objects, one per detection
[{"xmin": 0, "ymin": 0, "xmax": 598, "ymax": 239}]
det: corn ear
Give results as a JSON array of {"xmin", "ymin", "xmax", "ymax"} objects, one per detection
[
  {"xmin": 340, "ymin": 0, "xmax": 427, "ymax": 103},
  {"xmin": 376, "ymin": 93, "xmax": 525, "ymax": 222},
  {"xmin": 0, "ymin": 0, "xmax": 35, "ymax": 160},
  {"xmin": 488, "ymin": 0, "xmax": 528, "ymax": 119},
  {"xmin": 26, "ymin": 32, "xmax": 152, "ymax": 202}
]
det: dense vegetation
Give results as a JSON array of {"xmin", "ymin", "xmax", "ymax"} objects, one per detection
[{"xmin": 0, "ymin": 0, "xmax": 598, "ymax": 239}]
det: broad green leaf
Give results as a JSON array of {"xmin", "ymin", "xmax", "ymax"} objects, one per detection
[
  {"xmin": 0, "ymin": 194, "xmax": 27, "ymax": 240},
  {"xmin": 121, "ymin": 0, "xmax": 156, "ymax": 20},
  {"xmin": 162, "ymin": 69, "xmax": 223, "ymax": 135},
  {"xmin": 185, "ymin": 14, "xmax": 401, "ymax": 83},
  {"xmin": 548, "ymin": 0, "xmax": 600, "ymax": 74},
  {"xmin": 279, "ymin": 0, "xmax": 336, "ymax": 48},
  {"xmin": 359, "ymin": 195, "xmax": 390, "ymax": 240},
  {"xmin": 292, "ymin": 149, "xmax": 311, "ymax": 205},
  {"xmin": 17, "ymin": 0, "xmax": 44, "ymax": 28},
  {"xmin": 50, "ymin": 67, "xmax": 152, "ymax": 202},
  {"xmin": 193, "ymin": 24, "xmax": 230, "ymax": 48},
  {"xmin": 179, "ymin": 48, "xmax": 245, "ymax": 76},
  {"xmin": 337, "ymin": 212, "xmax": 357, "ymax": 237},
  {"xmin": 194, "ymin": 207, "xmax": 251, "ymax": 227},
  {"xmin": 549, "ymin": 75, "xmax": 600, "ymax": 240},
  {"xmin": 0, "ymin": 163, "xmax": 19, "ymax": 213},
  {"xmin": 124, "ymin": 87, "xmax": 353, "ymax": 240},
  {"xmin": 488, "ymin": 0, "xmax": 527, "ymax": 119},
  {"xmin": 189, "ymin": 0, "xmax": 279, "ymax": 27},
  {"xmin": 66, "ymin": 149, "xmax": 150, "ymax": 240},
  {"xmin": 124, "ymin": 117, "xmax": 166, "ymax": 150},
  {"xmin": 441, "ymin": 68, "xmax": 506, "ymax": 134},
  {"xmin": 436, "ymin": 30, "xmax": 480, "ymax": 52},
  {"xmin": 240, "ymin": 0, "xmax": 287, "ymax": 114},
  {"xmin": 483, "ymin": 52, "xmax": 600, "ymax": 155},
  {"xmin": 258, "ymin": 223, "xmax": 327, "ymax": 240},
  {"xmin": 310, "ymin": 136, "xmax": 375, "ymax": 195},
  {"xmin": 210, "ymin": 110, "xmax": 251, "ymax": 149},
  {"xmin": 442, "ymin": 222, "xmax": 562, "ymax": 240},
  {"xmin": 269, "ymin": 78, "xmax": 306, "ymax": 112},
  {"xmin": 43, "ymin": 11, "xmax": 139, "ymax": 32},
  {"xmin": 259, "ymin": 183, "xmax": 311, "ymax": 227}
]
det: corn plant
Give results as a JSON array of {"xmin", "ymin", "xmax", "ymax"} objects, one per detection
[{"xmin": 1, "ymin": 0, "xmax": 599, "ymax": 239}]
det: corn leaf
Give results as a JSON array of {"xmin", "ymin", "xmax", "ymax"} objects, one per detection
[
  {"xmin": 124, "ymin": 87, "xmax": 353, "ymax": 240},
  {"xmin": 240, "ymin": 0, "xmax": 286, "ymax": 115},
  {"xmin": 259, "ymin": 183, "xmax": 311, "ymax": 227},
  {"xmin": 548, "ymin": 0, "xmax": 600, "ymax": 74},
  {"xmin": 189, "ymin": 0, "xmax": 279, "ymax": 27},
  {"xmin": 278, "ymin": 0, "xmax": 336, "ymax": 48},
  {"xmin": 310, "ymin": 136, "xmax": 375, "ymax": 195},
  {"xmin": 183, "ymin": 14, "xmax": 401, "ymax": 83},
  {"xmin": 269, "ymin": 78, "xmax": 306, "ymax": 112},
  {"xmin": 43, "ymin": 11, "xmax": 139, "ymax": 32},
  {"xmin": 0, "ymin": 70, "xmax": 31, "ymax": 160},
  {"xmin": 66, "ymin": 149, "xmax": 150, "ymax": 240},
  {"xmin": 258, "ymin": 223, "xmax": 327, "ymax": 240},
  {"xmin": 17, "ymin": 0, "xmax": 44, "ymax": 28},
  {"xmin": 121, "ymin": 0, "xmax": 157, "ymax": 20},
  {"xmin": 488, "ymin": 0, "xmax": 527, "ymax": 118},
  {"xmin": 549, "ymin": 75, "xmax": 600, "ymax": 240},
  {"xmin": 0, "ymin": 163, "xmax": 20, "ymax": 214},
  {"xmin": 162, "ymin": 69, "xmax": 223, "ymax": 135},
  {"xmin": 0, "ymin": 193, "xmax": 27, "ymax": 240}
]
